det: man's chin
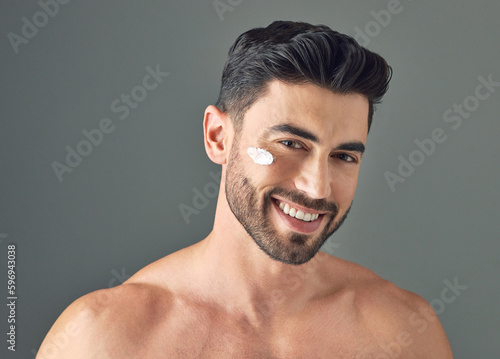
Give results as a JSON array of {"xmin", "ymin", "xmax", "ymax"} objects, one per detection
[{"xmin": 251, "ymin": 228, "xmax": 327, "ymax": 266}]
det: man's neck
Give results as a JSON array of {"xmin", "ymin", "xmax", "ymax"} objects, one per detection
[{"xmin": 189, "ymin": 208, "xmax": 329, "ymax": 326}]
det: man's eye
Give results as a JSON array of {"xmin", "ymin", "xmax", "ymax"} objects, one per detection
[
  {"xmin": 334, "ymin": 153, "xmax": 357, "ymax": 163},
  {"xmin": 280, "ymin": 140, "xmax": 303, "ymax": 149}
]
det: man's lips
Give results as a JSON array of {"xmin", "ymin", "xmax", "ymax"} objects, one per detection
[
  {"xmin": 271, "ymin": 198, "xmax": 325, "ymax": 234},
  {"xmin": 272, "ymin": 196, "xmax": 327, "ymax": 215}
]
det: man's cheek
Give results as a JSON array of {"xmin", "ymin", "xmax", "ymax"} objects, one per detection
[
  {"xmin": 268, "ymin": 156, "xmax": 304, "ymax": 180},
  {"xmin": 332, "ymin": 176, "xmax": 358, "ymax": 206}
]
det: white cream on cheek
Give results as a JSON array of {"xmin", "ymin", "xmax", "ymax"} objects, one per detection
[{"xmin": 247, "ymin": 147, "xmax": 275, "ymax": 165}]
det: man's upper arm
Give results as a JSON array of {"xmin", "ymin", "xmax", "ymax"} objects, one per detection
[
  {"xmin": 36, "ymin": 291, "xmax": 107, "ymax": 359},
  {"xmin": 393, "ymin": 291, "xmax": 454, "ymax": 359},
  {"xmin": 365, "ymin": 282, "xmax": 454, "ymax": 359},
  {"xmin": 409, "ymin": 297, "xmax": 454, "ymax": 358}
]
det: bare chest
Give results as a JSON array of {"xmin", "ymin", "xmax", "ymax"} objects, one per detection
[{"xmin": 104, "ymin": 307, "xmax": 378, "ymax": 359}]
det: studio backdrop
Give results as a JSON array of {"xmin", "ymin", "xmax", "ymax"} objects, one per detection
[{"xmin": 0, "ymin": 1, "xmax": 498, "ymax": 358}]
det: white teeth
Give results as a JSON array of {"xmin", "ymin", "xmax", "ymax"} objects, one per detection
[{"xmin": 276, "ymin": 201, "xmax": 320, "ymax": 222}]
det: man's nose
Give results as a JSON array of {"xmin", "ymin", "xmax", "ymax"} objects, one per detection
[{"xmin": 293, "ymin": 155, "xmax": 331, "ymax": 199}]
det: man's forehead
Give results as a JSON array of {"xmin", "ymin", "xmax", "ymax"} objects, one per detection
[{"xmin": 240, "ymin": 80, "xmax": 369, "ymax": 141}]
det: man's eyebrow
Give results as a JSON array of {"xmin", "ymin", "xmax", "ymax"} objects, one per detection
[
  {"xmin": 335, "ymin": 142, "xmax": 365, "ymax": 154},
  {"xmin": 265, "ymin": 124, "xmax": 319, "ymax": 143}
]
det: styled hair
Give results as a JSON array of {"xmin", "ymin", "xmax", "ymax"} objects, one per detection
[{"xmin": 215, "ymin": 20, "xmax": 392, "ymax": 132}]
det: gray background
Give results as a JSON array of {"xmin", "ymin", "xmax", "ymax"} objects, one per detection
[{"xmin": 1, "ymin": 0, "xmax": 498, "ymax": 358}]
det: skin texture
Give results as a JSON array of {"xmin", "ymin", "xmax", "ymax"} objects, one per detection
[{"xmin": 38, "ymin": 81, "xmax": 454, "ymax": 358}]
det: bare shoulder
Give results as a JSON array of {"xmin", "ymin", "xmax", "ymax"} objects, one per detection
[
  {"xmin": 319, "ymin": 253, "xmax": 453, "ymax": 358},
  {"xmin": 358, "ymin": 280, "xmax": 453, "ymax": 358},
  {"xmin": 37, "ymin": 282, "xmax": 173, "ymax": 359},
  {"xmin": 36, "ymin": 250, "xmax": 189, "ymax": 359}
]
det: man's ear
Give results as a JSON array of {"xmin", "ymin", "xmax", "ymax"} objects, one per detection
[{"xmin": 203, "ymin": 105, "xmax": 232, "ymax": 165}]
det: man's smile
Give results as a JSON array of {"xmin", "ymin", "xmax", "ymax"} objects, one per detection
[{"xmin": 270, "ymin": 197, "xmax": 327, "ymax": 234}]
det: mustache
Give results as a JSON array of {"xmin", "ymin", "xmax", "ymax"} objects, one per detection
[{"xmin": 265, "ymin": 187, "xmax": 339, "ymax": 214}]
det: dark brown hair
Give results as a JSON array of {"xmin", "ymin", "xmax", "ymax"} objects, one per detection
[{"xmin": 215, "ymin": 21, "xmax": 392, "ymax": 132}]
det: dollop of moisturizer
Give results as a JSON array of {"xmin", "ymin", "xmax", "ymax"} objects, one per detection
[{"xmin": 247, "ymin": 147, "xmax": 275, "ymax": 165}]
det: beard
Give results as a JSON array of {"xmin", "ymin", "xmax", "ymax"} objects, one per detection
[{"xmin": 225, "ymin": 141, "xmax": 351, "ymax": 265}]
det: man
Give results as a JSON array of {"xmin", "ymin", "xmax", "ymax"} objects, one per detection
[{"xmin": 39, "ymin": 21, "xmax": 453, "ymax": 358}]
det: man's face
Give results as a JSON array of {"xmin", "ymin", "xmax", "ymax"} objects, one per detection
[{"xmin": 225, "ymin": 80, "xmax": 368, "ymax": 265}]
